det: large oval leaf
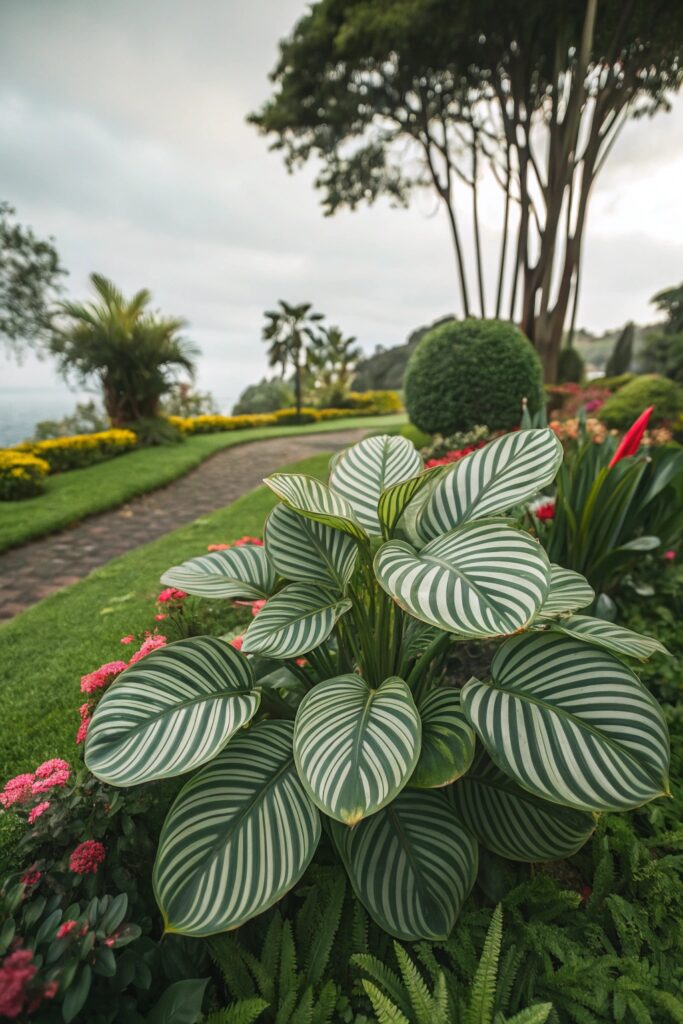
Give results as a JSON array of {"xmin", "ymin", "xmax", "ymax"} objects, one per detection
[
  {"xmin": 264, "ymin": 504, "xmax": 358, "ymax": 590},
  {"xmin": 378, "ymin": 465, "xmax": 444, "ymax": 537},
  {"xmin": 85, "ymin": 637, "xmax": 259, "ymax": 786},
  {"xmin": 375, "ymin": 522, "xmax": 550, "ymax": 639},
  {"xmin": 264, "ymin": 473, "xmax": 367, "ymax": 540},
  {"xmin": 461, "ymin": 632, "xmax": 670, "ymax": 812},
  {"xmin": 537, "ymin": 565, "xmax": 595, "ymax": 619},
  {"xmin": 410, "ymin": 688, "xmax": 475, "ymax": 789},
  {"xmin": 293, "ymin": 675, "xmax": 421, "ymax": 824},
  {"xmin": 241, "ymin": 583, "xmax": 352, "ymax": 659},
  {"xmin": 417, "ymin": 429, "xmax": 563, "ymax": 541},
  {"xmin": 450, "ymin": 750, "xmax": 596, "ymax": 861},
  {"xmin": 331, "ymin": 789, "xmax": 477, "ymax": 941},
  {"xmin": 154, "ymin": 721, "xmax": 320, "ymax": 937},
  {"xmin": 329, "ymin": 435, "xmax": 423, "ymax": 536},
  {"xmin": 161, "ymin": 546, "xmax": 276, "ymax": 600},
  {"xmin": 549, "ymin": 614, "xmax": 669, "ymax": 661}
]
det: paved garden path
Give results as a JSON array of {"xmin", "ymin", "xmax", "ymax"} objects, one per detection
[{"xmin": 0, "ymin": 428, "xmax": 369, "ymax": 622}]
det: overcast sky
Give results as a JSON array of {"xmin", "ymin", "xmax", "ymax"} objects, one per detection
[{"xmin": 2, "ymin": 0, "xmax": 682, "ymax": 409}]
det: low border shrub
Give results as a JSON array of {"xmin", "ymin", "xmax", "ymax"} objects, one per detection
[
  {"xmin": 13, "ymin": 429, "xmax": 138, "ymax": 472},
  {"xmin": 0, "ymin": 452, "xmax": 50, "ymax": 500}
]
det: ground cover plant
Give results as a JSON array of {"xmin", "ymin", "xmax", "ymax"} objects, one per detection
[
  {"xmin": 81, "ymin": 429, "xmax": 671, "ymax": 946},
  {"xmin": 0, "ymin": 414, "xmax": 405, "ymax": 552}
]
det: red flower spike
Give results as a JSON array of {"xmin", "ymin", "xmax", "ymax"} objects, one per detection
[{"xmin": 609, "ymin": 406, "xmax": 654, "ymax": 468}]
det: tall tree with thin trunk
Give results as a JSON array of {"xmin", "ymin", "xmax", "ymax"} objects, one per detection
[
  {"xmin": 250, "ymin": 0, "xmax": 683, "ymax": 381},
  {"xmin": 262, "ymin": 301, "xmax": 325, "ymax": 418}
]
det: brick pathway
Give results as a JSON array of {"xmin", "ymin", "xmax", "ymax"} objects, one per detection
[{"xmin": 0, "ymin": 428, "xmax": 369, "ymax": 623}]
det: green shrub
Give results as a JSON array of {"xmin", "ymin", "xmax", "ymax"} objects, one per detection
[
  {"xmin": 605, "ymin": 321, "xmax": 635, "ymax": 376},
  {"xmin": 557, "ymin": 346, "xmax": 584, "ymax": 384},
  {"xmin": 399, "ymin": 423, "xmax": 432, "ymax": 448},
  {"xmin": 233, "ymin": 378, "xmax": 294, "ymax": 415},
  {"xmin": 640, "ymin": 329, "xmax": 683, "ymax": 385},
  {"xmin": 595, "ymin": 371, "xmax": 637, "ymax": 392},
  {"xmin": 331, "ymin": 389, "xmax": 403, "ymax": 414},
  {"xmin": 404, "ymin": 318, "xmax": 543, "ymax": 434},
  {"xmin": 0, "ymin": 451, "xmax": 49, "ymax": 500},
  {"xmin": 599, "ymin": 374, "xmax": 683, "ymax": 428}
]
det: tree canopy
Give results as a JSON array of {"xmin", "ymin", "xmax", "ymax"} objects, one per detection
[{"xmin": 251, "ymin": 0, "xmax": 683, "ymax": 380}]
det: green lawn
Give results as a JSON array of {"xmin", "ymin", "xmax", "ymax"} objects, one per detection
[
  {"xmin": 0, "ymin": 414, "xmax": 405, "ymax": 552},
  {"xmin": 0, "ymin": 452, "xmax": 331, "ymax": 780}
]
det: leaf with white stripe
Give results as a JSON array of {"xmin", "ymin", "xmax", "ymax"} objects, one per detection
[
  {"xmin": 264, "ymin": 504, "xmax": 358, "ymax": 590},
  {"xmin": 293, "ymin": 675, "xmax": 420, "ymax": 824},
  {"xmin": 450, "ymin": 750, "xmax": 596, "ymax": 861},
  {"xmin": 242, "ymin": 583, "xmax": 352, "ymax": 659},
  {"xmin": 329, "ymin": 435, "xmax": 423, "ymax": 535},
  {"xmin": 154, "ymin": 721, "xmax": 320, "ymax": 936},
  {"xmin": 417, "ymin": 429, "xmax": 563, "ymax": 541},
  {"xmin": 375, "ymin": 522, "xmax": 550, "ymax": 639},
  {"xmin": 85, "ymin": 637, "xmax": 259, "ymax": 786},
  {"xmin": 264, "ymin": 473, "xmax": 367, "ymax": 540},
  {"xmin": 537, "ymin": 565, "xmax": 595, "ymax": 619},
  {"xmin": 461, "ymin": 632, "xmax": 670, "ymax": 812},
  {"xmin": 410, "ymin": 688, "xmax": 475, "ymax": 789},
  {"xmin": 161, "ymin": 546, "xmax": 276, "ymax": 600},
  {"xmin": 378, "ymin": 465, "xmax": 444, "ymax": 536},
  {"xmin": 331, "ymin": 789, "xmax": 477, "ymax": 941},
  {"xmin": 550, "ymin": 614, "xmax": 670, "ymax": 661}
]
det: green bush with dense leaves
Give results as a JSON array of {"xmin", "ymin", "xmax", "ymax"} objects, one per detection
[
  {"xmin": 404, "ymin": 319, "xmax": 543, "ymax": 435},
  {"xmin": 233, "ymin": 378, "xmax": 295, "ymax": 415},
  {"xmin": 557, "ymin": 346, "xmax": 584, "ymax": 384},
  {"xmin": 599, "ymin": 375, "xmax": 683, "ymax": 428}
]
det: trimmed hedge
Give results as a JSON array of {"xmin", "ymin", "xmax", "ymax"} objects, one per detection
[
  {"xmin": 599, "ymin": 374, "xmax": 683, "ymax": 429},
  {"xmin": 14, "ymin": 429, "xmax": 138, "ymax": 472},
  {"xmin": 168, "ymin": 396, "xmax": 401, "ymax": 435},
  {"xmin": 0, "ymin": 451, "xmax": 50, "ymax": 500},
  {"xmin": 404, "ymin": 318, "xmax": 543, "ymax": 435}
]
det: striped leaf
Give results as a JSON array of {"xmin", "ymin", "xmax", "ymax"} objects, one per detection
[
  {"xmin": 264, "ymin": 504, "xmax": 358, "ymax": 590},
  {"xmin": 161, "ymin": 546, "xmax": 276, "ymax": 601},
  {"xmin": 537, "ymin": 565, "xmax": 595, "ymax": 619},
  {"xmin": 154, "ymin": 721, "xmax": 320, "ymax": 936},
  {"xmin": 375, "ymin": 522, "xmax": 550, "ymax": 639},
  {"xmin": 264, "ymin": 473, "xmax": 367, "ymax": 540},
  {"xmin": 417, "ymin": 429, "xmax": 563, "ymax": 541},
  {"xmin": 293, "ymin": 675, "xmax": 421, "ymax": 823},
  {"xmin": 331, "ymin": 789, "xmax": 477, "ymax": 941},
  {"xmin": 461, "ymin": 632, "xmax": 670, "ymax": 812},
  {"xmin": 410, "ymin": 688, "xmax": 475, "ymax": 789},
  {"xmin": 550, "ymin": 614, "xmax": 669, "ymax": 661},
  {"xmin": 329, "ymin": 435, "xmax": 423, "ymax": 535},
  {"xmin": 378, "ymin": 465, "xmax": 444, "ymax": 536},
  {"xmin": 85, "ymin": 637, "xmax": 259, "ymax": 786},
  {"xmin": 450, "ymin": 750, "xmax": 596, "ymax": 861},
  {"xmin": 241, "ymin": 583, "xmax": 352, "ymax": 659}
]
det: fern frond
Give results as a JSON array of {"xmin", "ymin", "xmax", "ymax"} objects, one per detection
[
  {"xmin": 505, "ymin": 1003, "xmax": 554, "ymax": 1024},
  {"xmin": 290, "ymin": 986, "xmax": 314, "ymax": 1024},
  {"xmin": 312, "ymin": 980, "xmax": 339, "ymax": 1024},
  {"xmin": 279, "ymin": 919, "xmax": 299, "ymax": 1002},
  {"xmin": 465, "ymin": 905, "xmax": 504, "ymax": 1024},
  {"xmin": 304, "ymin": 873, "xmax": 345, "ymax": 986},
  {"xmin": 394, "ymin": 942, "xmax": 439, "ymax": 1023},
  {"xmin": 362, "ymin": 980, "xmax": 411, "ymax": 1024},
  {"xmin": 351, "ymin": 899, "xmax": 369, "ymax": 954},
  {"xmin": 209, "ymin": 935, "xmax": 258, "ymax": 999},
  {"xmin": 204, "ymin": 998, "xmax": 269, "ymax": 1024},
  {"xmin": 352, "ymin": 953, "xmax": 411, "ymax": 1018}
]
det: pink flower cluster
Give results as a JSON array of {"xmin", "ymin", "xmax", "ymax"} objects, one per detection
[
  {"xmin": 0, "ymin": 948, "xmax": 57, "ymax": 1019},
  {"xmin": 157, "ymin": 587, "xmax": 187, "ymax": 604},
  {"xmin": 425, "ymin": 442, "xmax": 486, "ymax": 470},
  {"xmin": 1, "ymin": 759, "xmax": 71, "ymax": 810},
  {"xmin": 80, "ymin": 661, "xmax": 128, "ymax": 695},
  {"xmin": 207, "ymin": 535, "xmax": 263, "ymax": 552},
  {"xmin": 69, "ymin": 839, "xmax": 106, "ymax": 875},
  {"xmin": 128, "ymin": 633, "xmax": 167, "ymax": 665}
]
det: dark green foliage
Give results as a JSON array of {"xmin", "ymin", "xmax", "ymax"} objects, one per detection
[
  {"xmin": 651, "ymin": 282, "xmax": 683, "ymax": 334},
  {"xmin": 262, "ymin": 301, "xmax": 325, "ymax": 418},
  {"xmin": 605, "ymin": 323, "xmax": 635, "ymax": 377},
  {"xmin": 352, "ymin": 317, "xmax": 454, "ymax": 392},
  {"xmin": 557, "ymin": 347, "xmax": 585, "ymax": 384},
  {"xmin": 404, "ymin": 319, "xmax": 543, "ymax": 434},
  {"xmin": 162, "ymin": 384, "xmax": 218, "ymax": 418},
  {"xmin": 121, "ymin": 416, "xmax": 184, "ymax": 447},
  {"xmin": 640, "ymin": 331, "xmax": 683, "ymax": 386},
  {"xmin": 596, "ymin": 373, "xmax": 637, "ymax": 393},
  {"xmin": 233, "ymin": 379, "xmax": 295, "ymax": 415},
  {"xmin": 33, "ymin": 400, "xmax": 108, "ymax": 440},
  {"xmin": 599, "ymin": 375, "xmax": 683, "ymax": 428}
]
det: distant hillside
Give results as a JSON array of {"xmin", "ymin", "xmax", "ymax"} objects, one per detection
[{"xmin": 573, "ymin": 324, "xmax": 658, "ymax": 372}]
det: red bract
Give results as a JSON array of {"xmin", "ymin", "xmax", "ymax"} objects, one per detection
[{"xmin": 609, "ymin": 406, "xmax": 654, "ymax": 468}]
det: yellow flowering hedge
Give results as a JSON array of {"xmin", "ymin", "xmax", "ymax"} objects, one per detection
[
  {"xmin": 0, "ymin": 451, "xmax": 51, "ymax": 501},
  {"xmin": 14, "ymin": 429, "xmax": 138, "ymax": 472}
]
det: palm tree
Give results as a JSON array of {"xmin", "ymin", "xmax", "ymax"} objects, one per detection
[
  {"xmin": 51, "ymin": 274, "xmax": 197, "ymax": 425},
  {"xmin": 262, "ymin": 301, "xmax": 325, "ymax": 418},
  {"xmin": 308, "ymin": 325, "xmax": 362, "ymax": 399}
]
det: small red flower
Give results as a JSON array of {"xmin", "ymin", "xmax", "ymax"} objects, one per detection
[
  {"xmin": 230, "ymin": 635, "xmax": 244, "ymax": 651},
  {"xmin": 69, "ymin": 840, "xmax": 106, "ymax": 875},
  {"xmin": 56, "ymin": 920, "xmax": 79, "ymax": 940},
  {"xmin": 27, "ymin": 802, "xmax": 50, "ymax": 824},
  {"xmin": 20, "ymin": 868, "xmax": 41, "ymax": 887},
  {"xmin": 533, "ymin": 500, "xmax": 556, "ymax": 522},
  {"xmin": 120, "ymin": 635, "xmax": 135, "ymax": 645},
  {"xmin": 0, "ymin": 949, "xmax": 37, "ymax": 1019},
  {"xmin": 609, "ymin": 406, "xmax": 654, "ymax": 467}
]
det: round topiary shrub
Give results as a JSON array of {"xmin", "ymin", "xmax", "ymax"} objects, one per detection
[
  {"xmin": 557, "ymin": 345, "xmax": 585, "ymax": 384},
  {"xmin": 404, "ymin": 318, "xmax": 544, "ymax": 435},
  {"xmin": 599, "ymin": 374, "xmax": 683, "ymax": 429}
]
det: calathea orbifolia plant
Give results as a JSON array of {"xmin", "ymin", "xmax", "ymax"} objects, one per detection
[{"xmin": 84, "ymin": 430, "xmax": 671, "ymax": 942}]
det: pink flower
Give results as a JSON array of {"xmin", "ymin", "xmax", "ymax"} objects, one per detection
[
  {"xmin": 207, "ymin": 543, "xmax": 230, "ymax": 551},
  {"xmin": 56, "ymin": 920, "xmax": 79, "ymax": 940},
  {"xmin": 78, "ymin": 702, "xmax": 92, "ymax": 720},
  {"xmin": 0, "ymin": 773, "xmax": 35, "ymax": 809},
  {"xmin": 28, "ymin": 802, "xmax": 50, "ymax": 824},
  {"xmin": 69, "ymin": 840, "xmax": 106, "ymax": 875},
  {"xmin": 103, "ymin": 930, "xmax": 121, "ymax": 948},
  {"xmin": 128, "ymin": 634, "xmax": 167, "ymax": 665},
  {"xmin": 43, "ymin": 981, "xmax": 58, "ymax": 1000},
  {"xmin": 20, "ymin": 868, "xmax": 41, "ymax": 887},
  {"xmin": 155, "ymin": 613, "xmax": 167, "ymax": 621},
  {"xmin": 31, "ymin": 759, "xmax": 70, "ymax": 794},
  {"xmin": 0, "ymin": 949, "xmax": 37, "ymax": 1019},
  {"xmin": 230, "ymin": 635, "xmax": 244, "ymax": 651},
  {"xmin": 76, "ymin": 717, "xmax": 91, "ymax": 745},
  {"xmin": 251, "ymin": 599, "xmax": 266, "ymax": 617},
  {"xmin": 120, "ymin": 635, "xmax": 134, "ymax": 645},
  {"xmin": 665, "ymin": 549, "xmax": 676, "ymax": 561},
  {"xmin": 80, "ymin": 661, "xmax": 128, "ymax": 694},
  {"xmin": 157, "ymin": 587, "xmax": 187, "ymax": 605}
]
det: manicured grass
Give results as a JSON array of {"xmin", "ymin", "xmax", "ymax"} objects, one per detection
[
  {"xmin": 0, "ymin": 414, "xmax": 405, "ymax": 552},
  {"xmin": 0, "ymin": 452, "xmax": 331, "ymax": 780}
]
